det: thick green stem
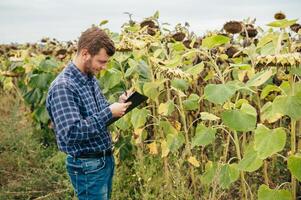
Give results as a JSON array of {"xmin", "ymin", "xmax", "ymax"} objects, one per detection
[
  {"xmin": 233, "ymin": 131, "xmax": 248, "ymax": 200},
  {"xmin": 242, "ymin": 132, "xmax": 246, "ymax": 155},
  {"xmin": 275, "ymin": 29, "xmax": 284, "ymax": 54},
  {"xmin": 290, "ymin": 68, "xmax": 297, "ymax": 199},
  {"xmin": 222, "ymin": 131, "xmax": 230, "ymax": 163},
  {"xmin": 297, "ymin": 121, "xmax": 301, "ymax": 153},
  {"xmin": 263, "ymin": 160, "xmax": 270, "ymax": 186},
  {"xmin": 178, "ymin": 95, "xmax": 190, "ymax": 155},
  {"xmin": 177, "ymin": 94, "xmax": 197, "ymax": 195},
  {"xmin": 291, "ymin": 119, "xmax": 296, "ymax": 200}
]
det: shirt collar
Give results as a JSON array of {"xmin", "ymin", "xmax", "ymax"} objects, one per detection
[{"xmin": 68, "ymin": 61, "xmax": 93, "ymax": 85}]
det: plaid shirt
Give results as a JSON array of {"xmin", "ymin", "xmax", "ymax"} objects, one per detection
[{"xmin": 46, "ymin": 62, "xmax": 113, "ymax": 156}]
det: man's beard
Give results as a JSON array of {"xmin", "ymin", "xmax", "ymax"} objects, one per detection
[{"xmin": 83, "ymin": 58, "xmax": 94, "ymax": 77}]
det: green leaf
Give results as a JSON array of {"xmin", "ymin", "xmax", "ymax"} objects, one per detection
[
  {"xmin": 257, "ymin": 33, "xmax": 277, "ymax": 48},
  {"xmin": 10, "ymin": 64, "xmax": 24, "ymax": 73},
  {"xmin": 137, "ymin": 60, "xmax": 152, "ymax": 81},
  {"xmin": 125, "ymin": 66, "xmax": 136, "ymax": 78},
  {"xmin": 124, "ymin": 59, "xmax": 138, "ymax": 78},
  {"xmin": 131, "ymin": 108, "xmax": 149, "ymax": 129},
  {"xmin": 23, "ymin": 88, "xmax": 42, "ymax": 105},
  {"xmin": 159, "ymin": 120, "xmax": 178, "ymax": 135},
  {"xmin": 38, "ymin": 58, "xmax": 59, "ymax": 72},
  {"xmin": 115, "ymin": 114, "xmax": 131, "ymax": 131},
  {"xmin": 33, "ymin": 106, "xmax": 50, "ymax": 124},
  {"xmin": 184, "ymin": 62, "xmax": 204, "ymax": 80},
  {"xmin": 260, "ymin": 102, "xmax": 283, "ymax": 123},
  {"xmin": 238, "ymin": 146, "xmax": 263, "ymax": 172},
  {"xmin": 279, "ymin": 81, "xmax": 291, "ymax": 95},
  {"xmin": 204, "ymin": 82, "xmax": 237, "ymax": 105},
  {"xmin": 260, "ymin": 85, "xmax": 281, "ymax": 99},
  {"xmin": 191, "ymin": 124, "xmax": 216, "ymax": 148},
  {"xmin": 288, "ymin": 153, "xmax": 301, "ymax": 182},
  {"xmin": 200, "ymin": 112, "xmax": 220, "ymax": 121},
  {"xmin": 153, "ymin": 10, "xmax": 159, "ymax": 19},
  {"xmin": 293, "ymin": 82, "xmax": 301, "ymax": 97},
  {"xmin": 183, "ymin": 93, "xmax": 200, "ymax": 111},
  {"xmin": 166, "ymin": 132, "xmax": 185, "ymax": 153},
  {"xmin": 114, "ymin": 52, "xmax": 131, "ymax": 63},
  {"xmin": 164, "ymin": 54, "xmax": 185, "ymax": 68},
  {"xmin": 291, "ymin": 67, "xmax": 301, "ymax": 76},
  {"xmin": 171, "ymin": 78, "xmax": 189, "ymax": 91},
  {"xmin": 158, "ymin": 100, "xmax": 175, "ymax": 116},
  {"xmin": 202, "ymin": 35, "xmax": 230, "ymax": 49},
  {"xmin": 219, "ymin": 163, "xmax": 240, "ymax": 189},
  {"xmin": 254, "ymin": 124, "xmax": 286, "ymax": 159},
  {"xmin": 258, "ymin": 184, "xmax": 292, "ymax": 200},
  {"xmin": 246, "ymin": 69, "xmax": 274, "ymax": 87},
  {"xmin": 260, "ymin": 42, "xmax": 276, "ymax": 55},
  {"xmin": 241, "ymin": 103, "xmax": 257, "ymax": 116},
  {"xmin": 102, "ymin": 68, "xmax": 123, "ymax": 90},
  {"xmin": 170, "ymin": 42, "xmax": 186, "ymax": 52},
  {"xmin": 28, "ymin": 73, "xmax": 54, "ymax": 89},
  {"xmin": 143, "ymin": 80, "xmax": 164, "ymax": 101},
  {"xmin": 128, "ymin": 58, "xmax": 138, "ymax": 68},
  {"xmin": 267, "ymin": 19, "xmax": 298, "ymax": 28},
  {"xmin": 273, "ymin": 95, "xmax": 301, "ymax": 120},
  {"xmin": 222, "ymin": 103, "xmax": 257, "ymax": 132},
  {"xmin": 235, "ymin": 99, "xmax": 249, "ymax": 109},
  {"xmin": 200, "ymin": 161, "xmax": 218, "ymax": 185},
  {"xmin": 99, "ymin": 20, "xmax": 109, "ymax": 26}
]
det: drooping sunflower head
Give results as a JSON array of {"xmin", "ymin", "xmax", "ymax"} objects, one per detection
[{"xmin": 223, "ymin": 21, "xmax": 243, "ymax": 34}]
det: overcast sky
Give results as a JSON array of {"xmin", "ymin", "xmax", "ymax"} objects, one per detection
[{"xmin": 0, "ymin": 0, "xmax": 300, "ymax": 44}]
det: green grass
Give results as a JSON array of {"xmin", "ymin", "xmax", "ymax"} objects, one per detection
[{"xmin": 0, "ymin": 91, "xmax": 74, "ymax": 200}]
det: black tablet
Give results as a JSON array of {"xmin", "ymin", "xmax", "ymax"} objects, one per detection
[{"xmin": 107, "ymin": 91, "xmax": 148, "ymax": 125}]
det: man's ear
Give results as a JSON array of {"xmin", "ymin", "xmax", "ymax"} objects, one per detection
[{"xmin": 80, "ymin": 49, "xmax": 91, "ymax": 61}]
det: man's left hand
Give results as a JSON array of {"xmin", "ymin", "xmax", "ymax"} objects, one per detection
[{"xmin": 119, "ymin": 89, "xmax": 133, "ymax": 103}]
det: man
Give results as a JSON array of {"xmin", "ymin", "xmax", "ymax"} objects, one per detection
[{"xmin": 46, "ymin": 26, "xmax": 131, "ymax": 200}]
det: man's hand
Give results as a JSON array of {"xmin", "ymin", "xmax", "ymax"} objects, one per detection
[
  {"xmin": 119, "ymin": 89, "xmax": 134, "ymax": 103},
  {"xmin": 109, "ymin": 102, "xmax": 132, "ymax": 117}
]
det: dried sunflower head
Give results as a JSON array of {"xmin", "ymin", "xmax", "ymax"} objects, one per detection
[
  {"xmin": 290, "ymin": 23, "xmax": 301, "ymax": 33},
  {"xmin": 140, "ymin": 20, "xmax": 156, "ymax": 28},
  {"xmin": 225, "ymin": 46, "xmax": 239, "ymax": 58},
  {"xmin": 274, "ymin": 12, "xmax": 286, "ymax": 20},
  {"xmin": 159, "ymin": 66, "xmax": 191, "ymax": 80},
  {"xmin": 241, "ymin": 26, "xmax": 258, "ymax": 38},
  {"xmin": 172, "ymin": 32, "xmax": 186, "ymax": 41},
  {"xmin": 223, "ymin": 21, "xmax": 243, "ymax": 34},
  {"xmin": 147, "ymin": 27, "xmax": 157, "ymax": 36}
]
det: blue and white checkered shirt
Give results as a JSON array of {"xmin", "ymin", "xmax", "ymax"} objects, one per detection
[{"xmin": 46, "ymin": 62, "xmax": 113, "ymax": 156}]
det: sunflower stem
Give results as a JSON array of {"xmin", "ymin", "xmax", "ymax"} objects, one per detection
[{"xmin": 233, "ymin": 130, "xmax": 248, "ymax": 200}]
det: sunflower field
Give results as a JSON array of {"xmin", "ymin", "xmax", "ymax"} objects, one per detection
[{"xmin": 1, "ymin": 11, "xmax": 301, "ymax": 200}]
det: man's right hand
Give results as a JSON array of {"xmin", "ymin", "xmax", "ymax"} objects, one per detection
[{"xmin": 109, "ymin": 102, "xmax": 132, "ymax": 117}]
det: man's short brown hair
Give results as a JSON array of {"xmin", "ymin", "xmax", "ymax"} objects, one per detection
[{"xmin": 77, "ymin": 26, "xmax": 115, "ymax": 56}]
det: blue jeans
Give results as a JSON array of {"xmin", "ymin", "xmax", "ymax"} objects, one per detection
[{"xmin": 66, "ymin": 155, "xmax": 115, "ymax": 200}]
